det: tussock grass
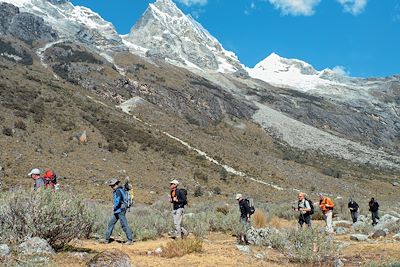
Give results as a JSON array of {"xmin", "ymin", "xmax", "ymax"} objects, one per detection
[
  {"xmin": 252, "ymin": 209, "xmax": 267, "ymax": 228},
  {"xmin": 161, "ymin": 238, "xmax": 203, "ymax": 258}
]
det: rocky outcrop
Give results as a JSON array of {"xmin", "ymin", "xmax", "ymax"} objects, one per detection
[
  {"xmin": 350, "ymin": 234, "xmax": 369, "ymax": 241},
  {"xmin": 0, "ymin": 2, "xmax": 58, "ymax": 42}
]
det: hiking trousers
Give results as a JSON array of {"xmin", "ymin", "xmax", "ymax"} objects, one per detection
[
  {"xmin": 371, "ymin": 211, "xmax": 379, "ymax": 225},
  {"xmin": 298, "ymin": 213, "xmax": 311, "ymax": 228},
  {"xmin": 350, "ymin": 211, "xmax": 358, "ymax": 223},
  {"xmin": 172, "ymin": 208, "xmax": 188, "ymax": 238},
  {"xmin": 105, "ymin": 211, "xmax": 133, "ymax": 241},
  {"xmin": 324, "ymin": 210, "xmax": 334, "ymax": 233}
]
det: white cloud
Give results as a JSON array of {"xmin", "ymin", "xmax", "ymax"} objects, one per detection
[
  {"xmin": 336, "ymin": 0, "xmax": 367, "ymax": 15},
  {"xmin": 267, "ymin": 0, "xmax": 321, "ymax": 16},
  {"xmin": 176, "ymin": 0, "xmax": 208, "ymax": 6},
  {"xmin": 332, "ymin": 66, "xmax": 349, "ymax": 76}
]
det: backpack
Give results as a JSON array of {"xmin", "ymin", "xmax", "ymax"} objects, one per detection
[
  {"xmin": 245, "ymin": 198, "xmax": 256, "ymax": 215},
  {"xmin": 305, "ymin": 198, "xmax": 314, "ymax": 215},
  {"xmin": 43, "ymin": 170, "xmax": 57, "ymax": 188},
  {"xmin": 118, "ymin": 184, "xmax": 134, "ymax": 211},
  {"xmin": 178, "ymin": 188, "xmax": 188, "ymax": 206}
]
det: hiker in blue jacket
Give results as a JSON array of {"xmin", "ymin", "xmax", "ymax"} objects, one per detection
[{"xmin": 101, "ymin": 179, "xmax": 133, "ymax": 244}]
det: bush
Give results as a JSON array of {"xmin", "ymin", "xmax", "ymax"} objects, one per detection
[
  {"xmin": 14, "ymin": 120, "xmax": 27, "ymax": 130},
  {"xmin": 252, "ymin": 209, "xmax": 267, "ymax": 228},
  {"xmin": 2, "ymin": 127, "xmax": 13, "ymax": 136},
  {"xmin": 194, "ymin": 186, "xmax": 203, "ymax": 197},
  {"xmin": 0, "ymin": 190, "xmax": 95, "ymax": 250},
  {"xmin": 193, "ymin": 169, "xmax": 208, "ymax": 183},
  {"xmin": 212, "ymin": 187, "xmax": 222, "ymax": 195},
  {"xmin": 284, "ymin": 228, "xmax": 338, "ymax": 264},
  {"xmin": 161, "ymin": 238, "xmax": 203, "ymax": 258}
]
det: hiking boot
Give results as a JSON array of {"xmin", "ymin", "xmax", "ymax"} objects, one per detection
[{"xmin": 125, "ymin": 240, "xmax": 135, "ymax": 245}]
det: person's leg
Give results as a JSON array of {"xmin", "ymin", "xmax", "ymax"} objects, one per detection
[
  {"xmin": 354, "ymin": 211, "xmax": 358, "ymax": 223},
  {"xmin": 298, "ymin": 215, "xmax": 304, "ymax": 228},
  {"xmin": 173, "ymin": 208, "xmax": 183, "ymax": 238},
  {"xmin": 180, "ymin": 208, "xmax": 188, "ymax": 238},
  {"xmin": 305, "ymin": 214, "xmax": 311, "ymax": 228},
  {"xmin": 326, "ymin": 211, "xmax": 333, "ymax": 233},
  {"xmin": 104, "ymin": 214, "xmax": 118, "ymax": 241},
  {"xmin": 118, "ymin": 211, "xmax": 133, "ymax": 241}
]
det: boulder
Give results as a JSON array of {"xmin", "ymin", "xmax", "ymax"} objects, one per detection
[
  {"xmin": 236, "ymin": 245, "xmax": 251, "ymax": 254},
  {"xmin": 333, "ymin": 259, "xmax": 344, "ymax": 267},
  {"xmin": 0, "ymin": 244, "xmax": 10, "ymax": 257},
  {"xmin": 335, "ymin": 227, "xmax": 347, "ymax": 235},
  {"xmin": 374, "ymin": 214, "xmax": 399, "ymax": 230},
  {"xmin": 393, "ymin": 233, "xmax": 400, "ymax": 241},
  {"xmin": 392, "ymin": 181, "xmax": 399, "ymax": 187},
  {"xmin": 17, "ymin": 237, "xmax": 55, "ymax": 255},
  {"xmin": 350, "ymin": 234, "xmax": 369, "ymax": 241},
  {"xmin": 371, "ymin": 229, "xmax": 386, "ymax": 239},
  {"xmin": 357, "ymin": 215, "xmax": 367, "ymax": 222},
  {"xmin": 87, "ymin": 249, "xmax": 132, "ymax": 267},
  {"xmin": 352, "ymin": 221, "xmax": 368, "ymax": 232}
]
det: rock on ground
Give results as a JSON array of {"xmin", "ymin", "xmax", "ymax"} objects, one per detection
[
  {"xmin": 374, "ymin": 214, "xmax": 399, "ymax": 230},
  {"xmin": 236, "ymin": 245, "xmax": 251, "ymax": 254},
  {"xmin": 87, "ymin": 249, "xmax": 132, "ymax": 267},
  {"xmin": 0, "ymin": 244, "xmax": 10, "ymax": 256},
  {"xmin": 393, "ymin": 233, "xmax": 400, "ymax": 241},
  {"xmin": 335, "ymin": 227, "xmax": 347, "ymax": 235},
  {"xmin": 333, "ymin": 220, "xmax": 353, "ymax": 227},
  {"xmin": 17, "ymin": 237, "xmax": 55, "ymax": 255},
  {"xmin": 371, "ymin": 229, "xmax": 387, "ymax": 239},
  {"xmin": 350, "ymin": 234, "xmax": 369, "ymax": 241},
  {"xmin": 333, "ymin": 259, "xmax": 344, "ymax": 267}
]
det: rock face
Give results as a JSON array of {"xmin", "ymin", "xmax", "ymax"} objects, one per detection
[
  {"xmin": 17, "ymin": 237, "xmax": 55, "ymax": 255},
  {"xmin": 125, "ymin": 0, "xmax": 245, "ymax": 73},
  {"xmin": 0, "ymin": 2, "xmax": 58, "ymax": 42},
  {"xmin": 87, "ymin": 249, "xmax": 132, "ymax": 267},
  {"xmin": 350, "ymin": 234, "xmax": 369, "ymax": 241}
]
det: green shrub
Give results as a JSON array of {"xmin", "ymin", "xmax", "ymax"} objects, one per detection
[
  {"xmin": 0, "ymin": 190, "xmax": 95, "ymax": 250},
  {"xmin": 2, "ymin": 127, "xmax": 13, "ymax": 136}
]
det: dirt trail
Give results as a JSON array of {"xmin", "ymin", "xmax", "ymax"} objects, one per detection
[
  {"xmin": 54, "ymin": 233, "xmax": 290, "ymax": 267},
  {"xmin": 53, "ymin": 233, "xmax": 400, "ymax": 267}
]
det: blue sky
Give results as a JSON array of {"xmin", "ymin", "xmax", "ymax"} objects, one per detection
[{"xmin": 71, "ymin": 0, "xmax": 400, "ymax": 78}]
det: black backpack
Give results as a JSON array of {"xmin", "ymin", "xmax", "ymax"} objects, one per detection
[
  {"xmin": 305, "ymin": 198, "xmax": 314, "ymax": 215},
  {"xmin": 178, "ymin": 188, "xmax": 188, "ymax": 206},
  {"xmin": 245, "ymin": 198, "xmax": 256, "ymax": 215}
]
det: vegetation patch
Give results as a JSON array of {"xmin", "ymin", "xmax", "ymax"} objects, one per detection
[{"xmin": 161, "ymin": 238, "xmax": 203, "ymax": 258}]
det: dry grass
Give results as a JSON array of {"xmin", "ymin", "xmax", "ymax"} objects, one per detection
[
  {"xmin": 268, "ymin": 216, "xmax": 294, "ymax": 229},
  {"xmin": 161, "ymin": 238, "xmax": 203, "ymax": 258},
  {"xmin": 252, "ymin": 209, "xmax": 267, "ymax": 228}
]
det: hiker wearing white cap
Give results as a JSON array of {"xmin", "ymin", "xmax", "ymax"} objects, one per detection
[
  {"xmin": 28, "ymin": 168, "xmax": 44, "ymax": 191},
  {"xmin": 169, "ymin": 179, "xmax": 188, "ymax": 239},
  {"xmin": 102, "ymin": 178, "xmax": 134, "ymax": 245}
]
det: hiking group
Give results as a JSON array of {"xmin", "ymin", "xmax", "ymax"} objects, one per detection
[{"xmin": 28, "ymin": 168, "xmax": 382, "ymax": 245}]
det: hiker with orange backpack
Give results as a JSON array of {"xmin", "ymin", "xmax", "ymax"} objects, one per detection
[{"xmin": 319, "ymin": 193, "xmax": 334, "ymax": 233}]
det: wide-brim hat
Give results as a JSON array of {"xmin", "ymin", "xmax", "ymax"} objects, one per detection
[
  {"xmin": 170, "ymin": 179, "xmax": 179, "ymax": 185},
  {"xmin": 235, "ymin": 193, "xmax": 242, "ymax": 200},
  {"xmin": 28, "ymin": 168, "xmax": 40, "ymax": 176},
  {"xmin": 108, "ymin": 178, "xmax": 120, "ymax": 186}
]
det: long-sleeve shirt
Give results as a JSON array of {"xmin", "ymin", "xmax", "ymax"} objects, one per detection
[
  {"xmin": 319, "ymin": 197, "xmax": 334, "ymax": 214},
  {"xmin": 113, "ymin": 187, "xmax": 125, "ymax": 214},
  {"xmin": 239, "ymin": 199, "xmax": 251, "ymax": 219}
]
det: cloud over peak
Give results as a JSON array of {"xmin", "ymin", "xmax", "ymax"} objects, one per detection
[
  {"xmin": 267, "ymin": 0, "xmax": 321, "ymax": 16},
  {"xmin": 176, "ymin": 0, "xmax": 208, "ymax": 7}
]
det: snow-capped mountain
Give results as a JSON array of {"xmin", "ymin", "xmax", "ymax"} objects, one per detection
[
  {"xmin": 1, "ymin": 0, "xmax": 126, "ymax": 52},
  {"xmin": 123, "ymin": 0, "xmax": 245, "ymax": 74}
]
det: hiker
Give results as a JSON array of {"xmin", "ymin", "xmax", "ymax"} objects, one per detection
[
  {"xmin": 368, "ymin": 197, "xmax": 380, "ymax": 226},
  {"xmin": 348, "ymin": 198, "xmax": 359, "ymax": 223},
  {"xmin": 28, "ymin": 168, "xmax": 44, "ymax": 191},
  {"xmin": 294, "ymin": 192, "xmax": 312, "ymax": 228},
  {"xmin": 319, "ymin": 193, "xmax": 334, "ymax": 233},
  {"xmin": 169, "ymin": 179, "xmax": 188, "ymax": 239},
  {"xmin": 102, "ymin": 179, "xmax": 134, "ymax": 245},
  {"xmin": 236, "ymin": 193, "xmax": 251, "ymax": 244}
]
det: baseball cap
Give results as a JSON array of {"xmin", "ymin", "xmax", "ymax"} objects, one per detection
[
  {"xmin": 235, "ymin": 193, "xmax": 242, "ymax": 200},
  {"xmin": 170, "ymin": 179, "xmax": 179, "ymax": 185},
  {"xmin": 28, "ymin": 168, "xmax": 41, "ymax": 176},
  {"xmin": 108, "ymin": 178, "xmax": 120, "ymax": 186}
]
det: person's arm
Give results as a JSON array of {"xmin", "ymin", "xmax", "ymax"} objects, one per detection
[
  {"xmin": 114, "ymin": 190, "xmax": 122, "ymax": 211},
  {"xmin": 176, "ymin": 189, "xmax": 186, "ymax": 205},
  {"xmin": 243, "ymin": 200, "xmax": 251, "ymax": 220},
  {"xmin": 302, "ymin": 200, "xmax": 311, "ymax": 212}
]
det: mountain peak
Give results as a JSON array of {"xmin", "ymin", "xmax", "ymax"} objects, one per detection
[{"xmin": 124, "ymin": 0, "xmax": 244, "ymax": 73}]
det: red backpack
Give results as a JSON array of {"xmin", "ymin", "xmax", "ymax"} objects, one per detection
[{"xmin": 43, "ymin": 170, "xmax": 57, "ymax": 189}]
